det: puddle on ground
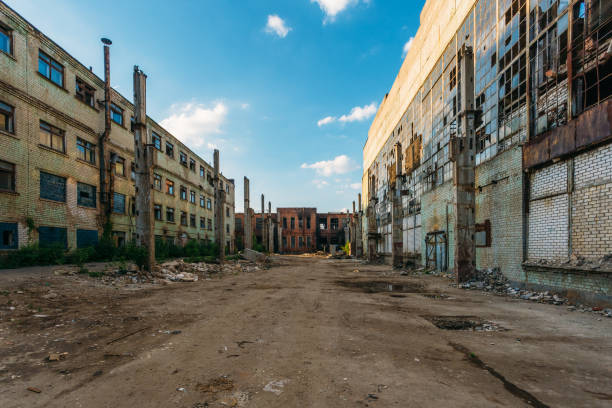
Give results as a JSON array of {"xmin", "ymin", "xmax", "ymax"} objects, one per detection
[
  {"xmin": 424, "ymin": 316, "xmax": 507, "ymax": 331},
  {"xmin": 336, "ymin": 280, "xmax": 424, "ymax": 293}
]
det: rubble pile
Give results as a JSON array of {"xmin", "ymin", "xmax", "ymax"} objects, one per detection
[
  {"xmin": 153, "ymin": 258, "xmax": 267, "ymax": 283},
  {"xmin": 525, "ymin": 253, "xmax": 612, "ymax": 271}
]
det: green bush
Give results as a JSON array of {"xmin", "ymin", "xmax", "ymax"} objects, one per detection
[
  {"xmin": 94, "ymin": 237, "xmax": 116, "ymax": 261},
  {"xmin": 0, "ymin": 244, "xmax": 66, "ymax": 269},
  {"xmin": 341, "ymin": 241, "xmax": 350, "ymax": 255}
]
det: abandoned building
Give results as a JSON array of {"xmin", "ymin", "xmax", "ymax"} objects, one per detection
[
  {"xmin": 0, "ymin": 3, "xmax": 236, "ymax": 253},
  {"xmin": 235, "ymin": 206, "xmax": 351, "ymax": 254},
  {"xmin": 362, "ymin": 0, "xmax": 611, "ymax": 301}
]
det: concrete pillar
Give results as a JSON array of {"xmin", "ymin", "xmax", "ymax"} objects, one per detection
[
  {"xmin": 243, "ymin": 177, "xmax": 252, "ymax": 250},
  {"xmin": 214, "ymin": 150, "xmax": 225, "ymax": 263},
  {"xmin": 356, "ymin": 193, "xmax": 363, "ymax": 257},
  {"xmin": 366, "ymin": 174, "xmax": 378, "ymax": 262},
  {"xmin": 392, "ymin": 142, "xmax": 403, "ymax": 268},
  {"xmin": 452, "ymin": 45, "xmax": 476, "ymax": 283},
  {"xmin": 261, "ymin": 194, "xmax": 266, "ymax": 252},
  {"xmin": 268, "ymin": 201, "xmax": 274, "ymax": 253},
  {"xmin": 132, "ymin": 66, "xmax": 155, "ymax": 271},
  {"xmin": 350, "ymin": 201, "xmax": 356, "ymax": 256}
]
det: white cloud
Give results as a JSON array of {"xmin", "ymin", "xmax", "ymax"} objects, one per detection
[
  {"xmin": 160, "ymin": 102, "xmax": 228, "ymax": 149},
  {"xmin": 317, "ymin": 102, "xmax": 377, "ymax": 126},
  {"xmin": 402, "ymin": 36, "xmax": 415, "ymax": 57},
  {"xmin": 265, "ymin": 14, "xmax": 291, "ymax": 38},
  {"xmin": 301, "ymin": 155, "xmax": 358, "ymax": 177},
  {"xmin": 311, "ymin": 0, "xmax": 358, "ymax": 22},
  {"xmin": 317, "ymin": 116, "xmax": 336, "ymax": 127},
  {"xmin": 339, "ymin": 103, "xmax": 377, "ymax": 123},
  {"xmin": 313, "ymin": 180, "xmax": 329, "ymax": 189}
]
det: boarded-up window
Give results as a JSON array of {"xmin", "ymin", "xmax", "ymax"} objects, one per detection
[
  {"xmin": 77, "ymin": 182, "xmax": 96, "ymax": 208},
  {"xmin": 38, "ymin": 226, "xmax": 67, "ymax": 248},
  {"xmin": 0, "ymin": 222, "xmax": 18, "ymax": 249},
  {"xmin": 113, "ymin": 192, "xmax": 126, "ymax": 214},
  {"xmin": 77, "ymin": 229, "xmax": 98, "ymax": 248},
  {"xmin": 40, "ymin": 171, "xmax": 66, "ymax": 202}
]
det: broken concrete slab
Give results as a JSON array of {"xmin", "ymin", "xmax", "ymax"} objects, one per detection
[{"xmin": 243, "ymin": 248, "xmax": 266, "ymax": 263}]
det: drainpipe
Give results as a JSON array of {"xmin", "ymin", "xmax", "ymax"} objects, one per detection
[{"xmin": 99, "ymin": 38, "xmax": 112, "ymax": 236}]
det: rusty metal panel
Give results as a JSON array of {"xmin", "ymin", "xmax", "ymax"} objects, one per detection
[
  {"xmin": 575, "ymin": 100, "xmax": 612, "ymax": 150},
  {"xmin": 523, "ymin": 135, "xmax": 550, "ymax": 169},
  {"xmin": 550, "ymin": 121, "xmax": 576, "ymax": 159}
]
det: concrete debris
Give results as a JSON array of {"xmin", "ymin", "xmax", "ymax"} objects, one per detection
[
  {"xmin": 263, "ymin": 379, "xmax": 289, "ymax": 395},
  {"xmin": 243, "ymin": 248, "xmax": 267, "ymax": 263},
  {"xmin": 526, "ymin": 254, "xmax": 612, "ymax": 271}
]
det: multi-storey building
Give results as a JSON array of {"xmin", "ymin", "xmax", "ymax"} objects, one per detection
[
  {"xmin": 0, "ymin": 2, "xmax": 235, "ymax": 253},
  {"xmin": 235, "ymin": 208, "xmax": 351, "ymax": 254},
  {"xmin": 363, "ymin": 0, "xmax": 611, "ymax": 301}
]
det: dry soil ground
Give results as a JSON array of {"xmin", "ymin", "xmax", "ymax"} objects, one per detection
[{"xmin": 1, "ymin": 255, "xmax": 611, "ymax": 407}]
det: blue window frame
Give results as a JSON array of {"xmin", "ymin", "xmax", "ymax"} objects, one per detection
[
  {"xmin": 40, "ymin": 171, "xmax": 66, "ymax": 202},
  {"xmin": 0, "ymin": 222, "xmax": 18, "ymax": 249}
]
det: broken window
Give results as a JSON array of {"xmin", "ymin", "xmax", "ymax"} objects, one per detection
[
  {"xmin": 283, "ymin": 217, "xmax": 287, "ymax": 228},
  {"xmin": 75, "ymin": 77, "xmax": 95, "ymax": 107},
  {"xmin": 298, "ymin": 215, "xmax": 303, "ymax": 228},
  {"xmin": 179, "ymin": 151, "xmax": 187, "ymax": 166},
  {"xmin": 331, "ymin": 218, "xmax": 339, "ymax": 230},
  {"xmin": 200, "ymin": 217, "xmax": 206, "ymax": 229},
  {"xmin": 306, "ymin": 216, "xmax": 311, "ymax": 230},
  {"xmin": 77, "ymin": 182, "xmax": 96, "ymax": 208},
  {"xmin": 282, "ymin": 236, "xmax": 287, "ymax": 248},
  {"xmin": 306, "ymin": 236, "xmax": 311, "ymax": 248},
  {"xmin": 39, "ymin": 171, "xmax": 65, "ymax": 202},
  {"xmin": 319, "ymin": 218, "xmax": 327, "ymax": 230},
  {"xmin": 112, "ymin": 231, "xmax": 126, "ymax": 247},
  {"xmin": 0, "ymin": 160, "xmax": 15, "ymax": 192},
  {"xmin": 475, "ymin": 219, "xmax": 492, "ymax": 247},
  {"xmin": 200, "ymin": 194, "xmax": 205, "ymax": 207},
  {"xmin": 570, "ymin": 0, "xmax": 612, "ymax": 116},
  {"xmin": 112, "ymin": 192, "xmax": 126, "ymax": 214},
  {"xmin": 166, "ymin": 207, "xmax": 175, "ymax": 222},
  {"xmin": 0, "ymin": 222, "xmax": 17, "ymax": 249},
  {"xmin": 226, "ymin": 207, "xmax": 229, "ymax": 217},
  {"xmin": 39, "ymin": 121, "xmax": 65, "ymax": 153},
  {"xmin": 0, "ymin": 101, "xmax": 14, "ymax": 133},
  {"xmin": 190, "ymin": 214, "xmax": 196, "ymax": 227},
  {"xmin": 189, "ymin": 158, "xmax": 196, "ymax": 171},
  {"xmin": 166, "ymin": 179, "xmax": 174, "ymax": 195},
  {"xmin": 290, "ymin": 217, "xmax": 295, "ymax": 229},
  {"xmin": 298, "ymin": 236, "xmax": 303, "ymax": 248},
  {"xmin": 152, "ymin": 132, "xmax": 162, "ymax": 150},
  {"xmin": 166, "ymin": 141, "xmax": 174, "ymax": 158},
  {"xmin": 110, "ymin": 103, "xmax": 124, "ymax": 126},
  {"xmin": 38, "ymin": 50, "xmax": 64, "ymax": 87},
  {"xmin": 153, "ymin": 173, "xmax": 162, "ymax": 190},
  {"xmin": 226, "ymin": 224, "xmax": 229, "ymax": 233},
  {"xmin": 114, "ymin": 157, "xmax": 125, "ymax": 176},
  {"xmin": 180, "ymin": 185, "xmax": 187, "ymax": 200},
  {"xmin": 190, "ymin": 190, "xmax": 196, "ymax": 204},
  {"xmin": 181, "ymin": 211, "xmax": 187, "ymax": 226},
  {"xmin": 0, "ymin": 24, "xmax": 12, "ymax": 55},
  {"xmin": 76, "ymin": 137, "xmax": 95, "ymax": 164},
  {"xmin": 154, "ymin": 204, "xmax": 162, "ymax": 220}
]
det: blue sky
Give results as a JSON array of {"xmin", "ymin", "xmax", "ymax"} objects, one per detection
[{"xmin": 7, "ymin": 0, "xmax": 424, "ymax": 212}]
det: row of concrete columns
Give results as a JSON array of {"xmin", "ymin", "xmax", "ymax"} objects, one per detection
[{"xmin": 243, "ymin": 177, "xmax": 274, "ymax": 253}]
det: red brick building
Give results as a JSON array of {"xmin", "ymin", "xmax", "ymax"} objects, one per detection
[{"xmin": 277, "ymin": 208, "xmax": 317, "ymax": 254}]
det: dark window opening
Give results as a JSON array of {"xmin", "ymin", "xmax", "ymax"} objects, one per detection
[
  {"xmin": 166, "ymin": 207, "xmax": 175, "ymax": 222},
  {"xmin": 189, "ymin": 158, "xmax": 196, "ymax": 171},
  {"xmin": 290, "ymin": 217, "xmax": 295, "ymax": 229},
  {"xmin": 0, "ymin": 223, "xmax": 18, "ymax": 249},
  {"xmin": 181, "ymin": 211, "xmax": 187, "ymax": 226},
  {"xmin": 0, "ymin": 101, "xmax": 15, "ymax": 134},
  {"xmin": 179, "ymin": 152, "xmax": 188, "ymax": 166},
  {"xmin": 0, "ymin": 160, "xmax": 16, "ymax": 192},
  {"xmin": 180, "ymin": 185, "xmax": 187, "ymax": 200},
  {"xmin": 75, "ymin": 78, "xmax": 95, "ymax": 107},
  {"xmin": 77, "ymin": 182, "xmax": 96, "ymax": 208},
  {"xmin": 190, "ymin": 214, "xmax": 196, "ymax": 227},
  {"xmin": 166, "ymin": 141, "xmax": 174, "ymax": 158}
]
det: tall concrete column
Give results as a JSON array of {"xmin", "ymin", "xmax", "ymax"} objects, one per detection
[
  {"xmin": 392, "ymin": 142, "xmax": 403, "ymax": 268},
  {"xmin": 261, "ymin": 194, "xmax": 266, "ymax": 252},
  {"xmin": 132, "ymin": 66, "xmax": 154, "ymax": 271},
  {"xmin": 244, "ymin": 177, "xmax": 252, "ymax": 250},
  {"xmin": 214, "ymin": 149, "xmax": 225, "ymax": 263},
  {"xmin": 356, "ymin": 193, "xmax": 363, "ymax": 257},
  {"xmin": 268, "ymin": 201, "xmax": 274, "ymax": 253},
  {"xmin": 366, "ymin": 174, "xmax": 378, "ymax": 262},
  {"xmin": 350, "ymin": 201, "xmax": 356, "ymax": 256},
  {"xmin": 452, "ymin": 45, "xmax": 476, "ymax": 283}
]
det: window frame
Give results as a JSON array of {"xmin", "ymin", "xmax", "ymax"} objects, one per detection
[
  {"xmin": 189, "ymin": 158, "xmax": 196, "ymax": 171},
  {"xmin": 77, "ymin": 182, "xmax": 96, "ymax": 208},
  {"xmin": 190, "ymin": 214, "xmax": 196, "ymax": 227},
  {"xmin": 76, "ymin": 137, "xmax": 96, "ymax": 164},
  {"xmin": 0, "ymin": 24, "xmax": 13, "ymax": 56},
  {"xmin": 180, "ymin": 185, "xmax": 187, "ymax": 201},
  {"xmin": 179, "ymin": 151, "xmax": 188, "ymax": 166},
  {"xmin": 152, "ymin": 132, "xmax": 162, "ymax": 150},
  {"xmin": 180, "ymin": 211, "xmax": 188, "ymax": 226},
  {"xmin": 166, "ymin": 207, "xmax": 175, "ymax": 222},
  {"xmin": 75, "ymin": 77, "xmax": 96, "ymax": 108},
  {"xmin": 165, "ymin": 141, "xmax": 174, "ymax": 158},
  {"xmin": 154, "ymin": 204, "xmax": 162, "ymax": 221},
  {"xmin": 153, "ymin": 173, "xmax": 162, "ymax": 190},
  {"xmin": 110, "ymin": 102, "xmax": 124, "ymax": 126},
  {"xmin": 39, "ymin": 121, "xmax": 65, "ymax": 153},
  {"xmin": 0, "ymin": 101, "xmax": 15, "ymax": 134},
  {"xmin": 189, "ymin": 190, "xmax": 196, "ymax": 204},
  {"xmin": 38, "ymin": 50, "xmax": 64, "ymax": 87},
  {"xmin": 0, "ymin": 159, "xmax": 16, "ymax": 192},
  {"xmin": 166, "ymin": 179, "xmax": 175, "ymax": 195},
  {"xmin": 112, "ymin": 192, "xmax": 126, "ymax": 214},
  {"xmin": 39, "ymin": 171, "xmax": 66, "ymax": 202},
  {"xmin": 114, "ymin": 156, "xmax": 125, "ymax": 177}
]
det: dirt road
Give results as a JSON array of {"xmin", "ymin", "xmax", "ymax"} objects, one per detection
[{"xmin": 1, "ymin": 256, "xmax": 611, "ymax": 407}]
